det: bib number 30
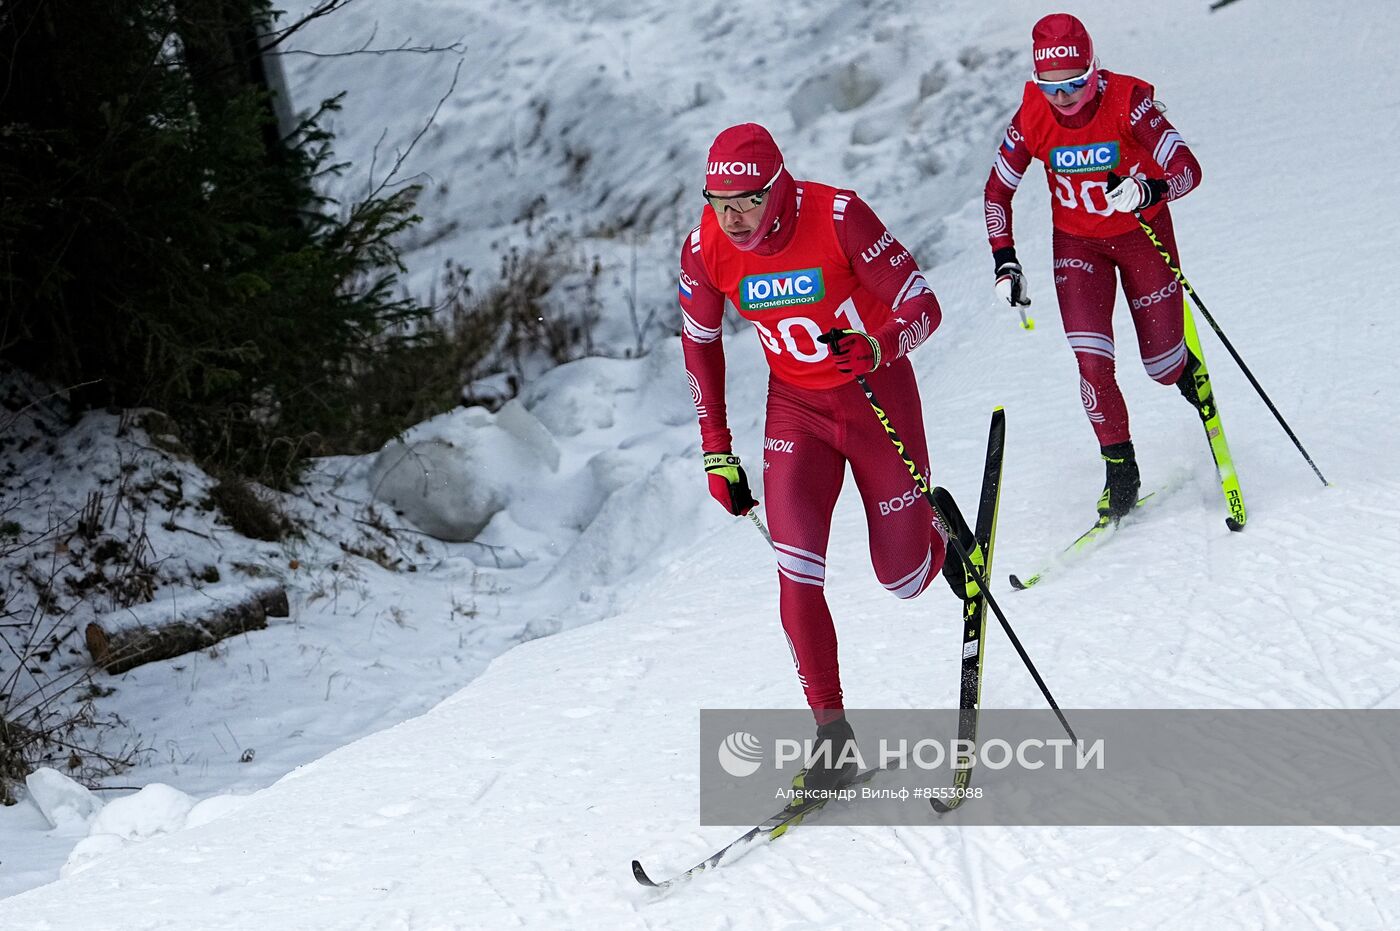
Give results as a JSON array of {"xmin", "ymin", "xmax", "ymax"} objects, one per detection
[
  {"xmin": 1054, "ymin": 176, "xmax": 1113, "ymax": 216},
  {"xmin": 1054, "ymin": 161, "xmax": 1143, "ymax": 217}
]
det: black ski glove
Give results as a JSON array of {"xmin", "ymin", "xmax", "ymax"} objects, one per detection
[
  {"xmin": 992, "ymin": 246, "xmax": 1031, "ymax": 307},
  {"xmin": 703, "ymin": 451, "xmax": 757, "ymax": 516}
]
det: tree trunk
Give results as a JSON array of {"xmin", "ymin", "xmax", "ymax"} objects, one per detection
[
  {"xmin": 85, "ymin": 580, "xmax": 289, "ymax": 674},
  {"xmin": 173, "ymin": 0, "xmax": 295, "ymax": 167}
]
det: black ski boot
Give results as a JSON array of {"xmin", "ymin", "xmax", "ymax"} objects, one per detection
[
  {"xmin": 792, "ymin": 717, "xmax": 859, "ymax": 801},
  {"xmin": 1176, "ymin": 351, "xmax": 1216, "ymax": 422},
  {"xmin": 935, "ymin": 486, "xmax": 982, "ymax": 601},
  {"xmin": 1097, "ymin": 440, "xmax": 1140, "ymax": 522}
]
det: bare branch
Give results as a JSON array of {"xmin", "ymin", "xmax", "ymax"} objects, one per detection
[
  {"xmin": 276, "ymin": 38, "xmax": 467, "ymax": 59},
  {"xmin": 356, "ymin": 56, "xmax": 463, "ymax": 207},
  {"xmin": 258, "ymin": 0, "xmax": 358, "ymax": 53},
  {"xmin": 261, "ymin": 2, "xmax": 465, "ymax": 60},
  {"xmin": 0, "ymin": 379, "xmax": 101, "ymax": 436}
]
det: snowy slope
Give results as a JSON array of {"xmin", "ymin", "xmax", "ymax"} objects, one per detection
[{"xmin": 4, "ymin": 0, "xmax": 1400, "ymax": 926}]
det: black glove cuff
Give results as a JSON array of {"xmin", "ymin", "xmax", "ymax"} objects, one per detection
[
  {"xmin": 992, "ymin": 246, "xmax": 1019, "ymax": 273},
  {"xmin": 1144, "ymin": 178, "xmax": 1170, "ymax": 207}
]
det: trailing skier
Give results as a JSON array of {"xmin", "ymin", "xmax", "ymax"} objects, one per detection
[{"xmin": 983, "ymin": 13, "xmax": 1224, "ymax": 523}]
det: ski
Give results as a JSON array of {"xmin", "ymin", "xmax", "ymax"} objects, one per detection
[
  {"xmin": 929, "ymin": 407, "xmax": 1006, "ymax": 814},
  {"xmin": 631, "ymin": 768, "xmax": 878, "ymax": 889},
  {"xmin": 1008, "ymin": 491, "xmax": 1158, "ymax": 590},
  {"xmin": 1183, "ymin": 307, "xmax": 1246, "ymax": 531}
]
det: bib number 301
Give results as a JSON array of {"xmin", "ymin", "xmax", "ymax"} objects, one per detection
[{"xmin": 752, "ymin": 302, "xmax": 868, "ymax": 362}]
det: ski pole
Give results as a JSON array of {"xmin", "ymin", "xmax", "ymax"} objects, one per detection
[
  {"xmin": 1130, "ymin": 207, "xmax": 1329, "ymax": 487},
  {"xmin": 746, "ymin": 510, "xmax": 774, "ymax": 549},
  {"xmin": 854, "ymin": 374, "xmax": 1076, "ymax": 742},
  {"xmin": 1016, "ymin": 307, "xmax": 1035, "ymax": 331}
]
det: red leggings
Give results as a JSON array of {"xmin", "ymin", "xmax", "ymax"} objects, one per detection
[
  {"xmin": 1052, "ymin": 207, "xmax": 1189, "ymax": 447},
  {"xmin": 761, "ymin": 358, "xmax": 947, "ymax": 724}
]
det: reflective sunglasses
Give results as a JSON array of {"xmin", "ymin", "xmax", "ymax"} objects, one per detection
[
  {"xmin": 1033, "ymin": 68, "xmax": 1093, "ymax": 96},
  {"xmin": 703, "ymin": 167, "xmax": 782, "ymax": 214}
]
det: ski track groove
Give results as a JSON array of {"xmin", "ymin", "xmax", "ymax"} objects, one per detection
[
  {"xmin": 755, "ymin": 849, "xmax": 857, "ymax": 927},
  {"xmin": 1147, "ymin": 828, "xmax": 1389, "ymax": 930},
  {"xmin": 954, "ymin": 829, "xmax": 989, "ymax": 931},
  {"xmin": 1276, "ymin": 593, "xmax": 1357, "ymax": 709},
  {"xmin": 819, "ymin": 850, "xmax": 898, "ymax": 928},
  {"xmin": 1363, "ymin": 666, "xmax": 1400, "ymax": 710},
  {"xmin": 1040, "ymin": 474, "xmax": 1400, "ymax": 712},
  {"xmin": 848, "ymin": 824, "xmax": 982, "ymax": 925}
]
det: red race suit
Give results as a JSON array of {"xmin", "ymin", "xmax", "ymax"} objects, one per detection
[
  {"xmin": 985, "ymin": 70, "xmax": 1204, "ymax": 446},
  {"xmin": 680, "ymin": 181, "xmax": 945, "ymax": 722}
]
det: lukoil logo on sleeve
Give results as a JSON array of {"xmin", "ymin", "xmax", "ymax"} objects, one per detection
[
  {"xmin": 1049, "ymin": 141, "xmax": 1120, "ymax": 175},
  {"xmin": 739, "ymin": 268, "xmax": 826, "ymax": 311}
]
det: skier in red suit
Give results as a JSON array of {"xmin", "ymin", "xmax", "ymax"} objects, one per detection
[
  {"xmin": 984, "ymin": 13, "xmax": 1206, "ymax": 519},
  {"xmin": 679, "ymin": 123, "xmax": 955, "ymax": 792}
]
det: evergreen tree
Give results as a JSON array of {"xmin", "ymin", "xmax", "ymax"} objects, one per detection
[{"xmin": 0, "ymin": 0, "xmax": 443, "ymax": 485}]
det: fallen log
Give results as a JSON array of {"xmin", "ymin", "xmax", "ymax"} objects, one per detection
[{"xmin": 86, "ymin": 580, "xmax": 289, "ymax": 674}]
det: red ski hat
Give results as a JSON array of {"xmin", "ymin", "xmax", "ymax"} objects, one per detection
[
  {"xmin": 705, "ymin": 123, "xmax": 783, "ymax": 193},
  {"xmin": 1032, "ymin": 13, "xmax": 1093, "ymax": 74}
]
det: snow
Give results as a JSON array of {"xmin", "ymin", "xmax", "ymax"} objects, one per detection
[
  {"xmin": 23, "ymin": 770, "xmax": 101, "ymax": 835},
  {"xmin": 367, "ymin": 400, "xmax": 562, "ymax": 541},
  {"xmin": 4, "ymin": 0, "xmax": 1400, "ymax": 926}
]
